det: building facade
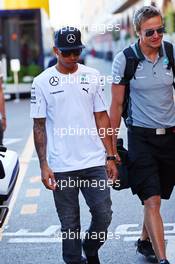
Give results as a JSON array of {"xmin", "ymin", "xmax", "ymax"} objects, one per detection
[{"xmin": 81, "ymin": 0, "xmax": 175, "ymax": 59}]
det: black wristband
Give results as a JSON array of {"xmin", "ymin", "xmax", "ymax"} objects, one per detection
[{"xmin": 106, "ymin": 155, "xmax": 116, "ymax": 161}]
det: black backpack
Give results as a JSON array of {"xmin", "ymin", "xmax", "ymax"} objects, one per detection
[{"xmin": 120, "ymin": 41, "xmax": 175, "ymax": 125}]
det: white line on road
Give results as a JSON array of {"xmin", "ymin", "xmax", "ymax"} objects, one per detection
[
  {"xmin": 8, "ymin": 238, "xmax": 60, "ymax": 243},
  {"xmin": 3, "ymin": 225, "xmax": 60, "ymax": 237},
  {"xmin": 115, "ymin": 223, "xmax": 175, "ymax": 235},
  {"xmin": 3, "ymin": 225, "xmax": 62, "ymax": 243}
]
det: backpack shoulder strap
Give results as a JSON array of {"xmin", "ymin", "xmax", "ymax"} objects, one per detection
[
  {"xmin": 163, "ymin": 41, "xmax": 175, "ymax": 89},
  {"xmin": 119, "ymin": 46, "xmax": 140, "ymax": 85},
  {"xmin": 120, "ymin": 46, "xmax": 140, "ymax": 125}
]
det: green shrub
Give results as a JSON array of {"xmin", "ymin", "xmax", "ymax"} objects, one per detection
[
  {"xmin": 7, "ymin": 63, "xmax": 42, "ymax": 83},
  {"xmin": 27, "ymin": 64, "xmax": 42, "ymax": 77}
]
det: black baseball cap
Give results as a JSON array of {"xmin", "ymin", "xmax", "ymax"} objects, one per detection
[{"xmin": 54, "ymin": 26, "xmax": 85, "ymax": 51}]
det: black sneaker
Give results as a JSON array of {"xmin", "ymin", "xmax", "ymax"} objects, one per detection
[
  {"xmin": 135, "ymin": 238, "xmax": 158, "ymax": 263},
  {"xmin": 85, "ymin": 254, "xmax": 100, "ymax": 264},
  {"xmin": 159, "ymin": 260, "xmax": 170, "ymax": 264}
]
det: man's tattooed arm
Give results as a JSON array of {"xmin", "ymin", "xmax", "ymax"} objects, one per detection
[
  {"xmin": 33, "ymin": 118, "xmax": 56, "ymax": 190},
  {"xmin": 33, "ymin": 118, "xmax": 47, "ymax": 168}
]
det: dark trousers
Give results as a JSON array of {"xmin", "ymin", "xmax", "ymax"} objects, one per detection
[{"xmin": 53, "ymin": 166, "xmax": 112, "ymax": 264}]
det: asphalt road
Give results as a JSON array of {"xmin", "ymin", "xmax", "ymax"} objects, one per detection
[{"xmin": 0, "ymin": 56, "xmax": 175, "ymax": 264}]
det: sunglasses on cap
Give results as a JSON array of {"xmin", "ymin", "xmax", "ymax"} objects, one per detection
[
  {"xmin": 60, "ymin": 48, "xmax": 82, "ymax": 57},
  {"xmin": 144, "ymin": 26, "xmax": 165, "ymax": 37}
]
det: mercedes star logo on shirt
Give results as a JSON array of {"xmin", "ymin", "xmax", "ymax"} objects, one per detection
[
  {"xmin": 67, "ymin": 34, "xmax": 76, "ymax": 43},
  {"xmin": 49, "ymin": 76, "xmax": 59, "ymax": 86}
]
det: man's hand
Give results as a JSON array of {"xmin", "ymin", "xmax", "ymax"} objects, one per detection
[
  {"xmin": 106, "ymin": 160, "xmax": 118, "ymax": 182},
  {"xmin": 41, "ymin": 164, "xmax": 56, "ymax": 191},
  {"xmin": 115, "ymin": 152, "xmax": 121, "ymax": 164}
]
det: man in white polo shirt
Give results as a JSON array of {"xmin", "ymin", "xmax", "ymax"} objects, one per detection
[{"xmin": 30, "ymin": 26, "xmax": 118, "ymax": 264}]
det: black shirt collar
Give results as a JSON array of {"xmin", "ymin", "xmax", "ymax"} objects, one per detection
[{"xmin": 135, "ymin": 40, "xmax": 163, "ymax": 60}]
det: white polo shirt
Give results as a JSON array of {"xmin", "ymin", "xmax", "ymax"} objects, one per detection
[{"xmin": 30, "ymin": 63, "xmax": 107, "ymax": 172}]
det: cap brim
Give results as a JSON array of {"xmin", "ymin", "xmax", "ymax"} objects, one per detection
[{"xmin": 58, "ymin": 45, "xmax": 85, "ymax": 51}]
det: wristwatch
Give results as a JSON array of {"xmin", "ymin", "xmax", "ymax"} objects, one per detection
[{"xmin": 106, "ymin": 155, "xmax": 116, "ymax": 161}]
